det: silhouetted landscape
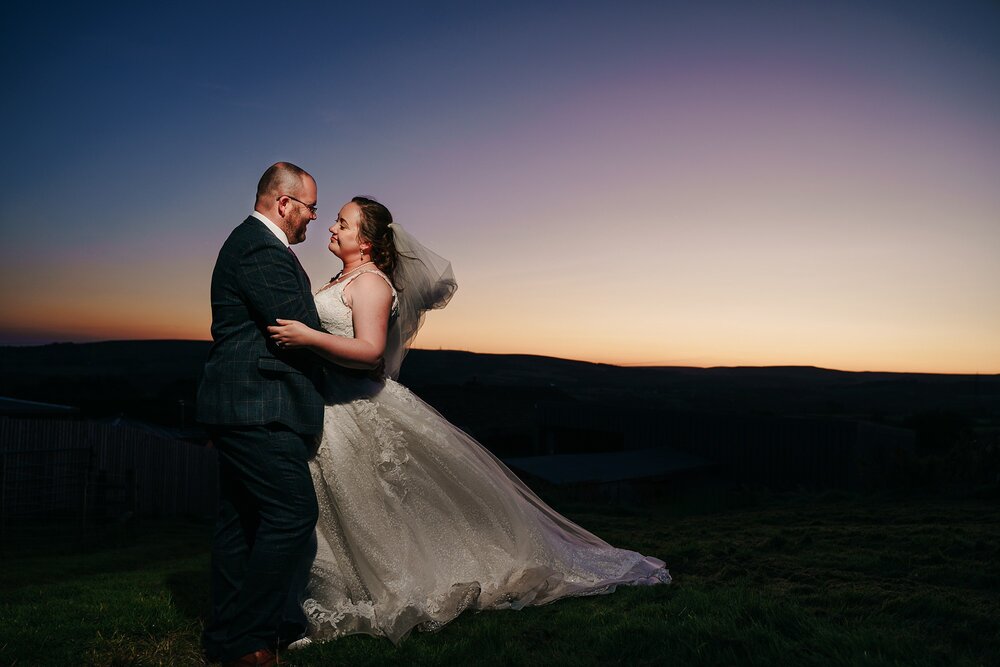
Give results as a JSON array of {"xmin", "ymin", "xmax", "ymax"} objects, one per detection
[
  {"xmin": 4, "ymin": 340, "xmax": 998, "ymax": 422},
  {"xmin": 2, "ymin": 341, "xmax": 999, "ymax": 665},
  {"xmin": 2, "ymin": 340, "xmax": 997, "ymax": 496}
]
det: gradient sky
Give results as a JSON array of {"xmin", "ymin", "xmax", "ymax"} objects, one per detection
[{"xmin": 1, "ymin": 1, "xmax": 998, "ymax": 373}]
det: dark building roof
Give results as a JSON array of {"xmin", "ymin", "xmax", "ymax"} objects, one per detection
[{"xmin": 0, "ymin": 396, "xmax": 79, "ymax": 417}]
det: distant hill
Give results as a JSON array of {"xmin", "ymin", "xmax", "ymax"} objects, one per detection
[
  {"xmin": 1, "ymin": 341, "xmax": 997, "ymax": 431},
  {"xmin": 400, "ymin": 349, "xmax": 1000, "ymax": 421}
]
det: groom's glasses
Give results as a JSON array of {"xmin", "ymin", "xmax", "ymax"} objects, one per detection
[{"xmin": 278, "ymin": 194, "xmax": 318, "ymax": 215}]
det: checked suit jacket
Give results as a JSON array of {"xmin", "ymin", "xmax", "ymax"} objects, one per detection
[{"xmin": 197, "ymin": 216, "xmax": 326, "ymax": 435}]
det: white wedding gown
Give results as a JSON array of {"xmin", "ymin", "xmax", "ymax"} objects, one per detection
[{"xmin": 302, "ymin": 269, "xmax": 670, "ymax": 644}]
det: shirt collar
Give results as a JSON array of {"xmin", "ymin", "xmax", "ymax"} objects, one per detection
[{"xmin": 251, "ymin": 210, "xmax": 289, "ymax": 247}]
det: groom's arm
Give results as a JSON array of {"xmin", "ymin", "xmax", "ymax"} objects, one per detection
[{"xmin": 236, "ymin": 243, "xmax": 317, "ymax": 327}]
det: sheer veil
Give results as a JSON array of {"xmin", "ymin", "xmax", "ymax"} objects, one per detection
[{"xmin": 384, "ymin": 223, "xmax": 457, "ymax": 379}]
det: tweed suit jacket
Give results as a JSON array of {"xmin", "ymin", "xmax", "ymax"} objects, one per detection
[{"xmin": 197, "ymin": 216, "xmax": 326, "ymax": 434}]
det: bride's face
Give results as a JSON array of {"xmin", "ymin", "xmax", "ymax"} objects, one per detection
[{"xmin": 329, "ymin": 202, "xmax": 366, "ymax": 260}]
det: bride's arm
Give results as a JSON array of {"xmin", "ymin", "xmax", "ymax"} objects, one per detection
[{"xmin": 267, "ymin": 273, "xmax": 392, "ymax": 370}]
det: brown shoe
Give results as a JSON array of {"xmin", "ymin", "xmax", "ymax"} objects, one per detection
[{"xmin": 222, "ymin": 648, "xmax": 277, "ymax": 666}]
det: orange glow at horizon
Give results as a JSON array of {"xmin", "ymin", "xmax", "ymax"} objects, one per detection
[
  {"xmin": 3, "ymin": 194, "xmax": 998, "ymax": 375},
  {"xmin": 5, "ymin": 305, "xmax": 996, "ymax": 375}
]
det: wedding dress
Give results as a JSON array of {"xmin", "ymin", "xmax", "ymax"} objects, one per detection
[{"xmin": 302, "ymin": 268, "xmax": 670, "ymax": 644}]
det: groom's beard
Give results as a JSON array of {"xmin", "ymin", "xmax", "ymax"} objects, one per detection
[{"xmin": 288, "ymin": 218, "xmax": 309, "ymax": 244}]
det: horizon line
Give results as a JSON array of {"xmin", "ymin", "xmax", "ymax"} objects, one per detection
[{"xmin": 2, "ymin": 337, "xmax": 997, "ymax": 377}]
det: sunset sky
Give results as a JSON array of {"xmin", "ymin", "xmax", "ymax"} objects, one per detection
[{"xmin": 1, "ymin": 1, "xmax": 998, "ymax": 373}]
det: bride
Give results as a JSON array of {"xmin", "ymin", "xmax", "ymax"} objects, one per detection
[{"xmin": 267, "ymin": 196, "xmax": 670, "ymax": 645}]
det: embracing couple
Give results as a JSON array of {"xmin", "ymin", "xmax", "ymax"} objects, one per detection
[{"xmin": 196, "ymin": 162, "xmax": 670, "ymax": 666}]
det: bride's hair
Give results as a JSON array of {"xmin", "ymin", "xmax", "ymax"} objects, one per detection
[{"xmin": 353, "ymin": 196, "xmax": 398, "ymax": 282}]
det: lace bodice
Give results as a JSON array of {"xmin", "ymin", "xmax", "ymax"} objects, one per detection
[{"xmin": 314, "ymin": 269, "xmax": 399, "ymax": 337}]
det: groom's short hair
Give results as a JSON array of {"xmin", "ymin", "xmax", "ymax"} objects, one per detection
[{"xmin": 256, "ymin": 162, "xmax": 310, "ymax": 202}]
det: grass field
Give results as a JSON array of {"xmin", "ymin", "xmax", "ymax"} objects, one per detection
[{"xmin": 1, "ymin": 493, "xmax": 997, "ymax": 666}]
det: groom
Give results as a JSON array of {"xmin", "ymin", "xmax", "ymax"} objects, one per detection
[{"xmin": 197, "ymin": 162, "xmax": 324, "ymax": 666}]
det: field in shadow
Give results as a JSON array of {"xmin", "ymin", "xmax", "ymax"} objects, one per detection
[{"xmin": 1, "ymin": 493, "xmax": 997, "ymax": 666}]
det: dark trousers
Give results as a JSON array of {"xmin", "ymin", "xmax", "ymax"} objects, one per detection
[{"xmin": 202, "ymin": 425, "xmax": 319, "ymax": 661}]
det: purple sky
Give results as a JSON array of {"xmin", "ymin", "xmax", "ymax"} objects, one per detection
[{"xmin": 2, "ymin": 1, "xmax": 998, "ymax": 372}]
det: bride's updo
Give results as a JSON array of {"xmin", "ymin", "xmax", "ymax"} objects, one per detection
[{"xmin": 353, "ymin": 196, "xmax": 398, "ymax": 282}]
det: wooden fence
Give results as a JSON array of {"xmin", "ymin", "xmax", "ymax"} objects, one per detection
[{"xmin": 0, "ymin": 417, "xmax": 217, "ymax": 533}]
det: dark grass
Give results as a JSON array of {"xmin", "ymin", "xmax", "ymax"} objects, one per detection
[{"xmin": 1, "ymin": 494, "xmax": 998, "ymax": 666}]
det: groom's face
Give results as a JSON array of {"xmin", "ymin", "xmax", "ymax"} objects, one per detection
[{"xmin": 284, "ymin": 176, "xmax": 318, "ymax": 245}]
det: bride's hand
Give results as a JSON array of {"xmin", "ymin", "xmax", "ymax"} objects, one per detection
[{"xmin": 268, "ymin": 319, "xmax": 314, "ymax": 349}]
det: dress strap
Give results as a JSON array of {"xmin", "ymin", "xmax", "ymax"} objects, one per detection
[
  {"xmin": 340, "ymin": 269, "xmax": 399, "ymax": 314},
  {"xmin": 341, "ymin": 268, "xmax": 394, "ymax": 291}
]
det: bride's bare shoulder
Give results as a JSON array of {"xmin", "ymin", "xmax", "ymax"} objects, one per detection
[{"xmin": 345, "ymin": 270, "xmax": 393, "ymax": 303}]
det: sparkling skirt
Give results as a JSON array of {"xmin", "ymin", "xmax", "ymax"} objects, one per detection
[{"xmin": 304, "ymin": 376, "xmax": 670, "ymax": 644}]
